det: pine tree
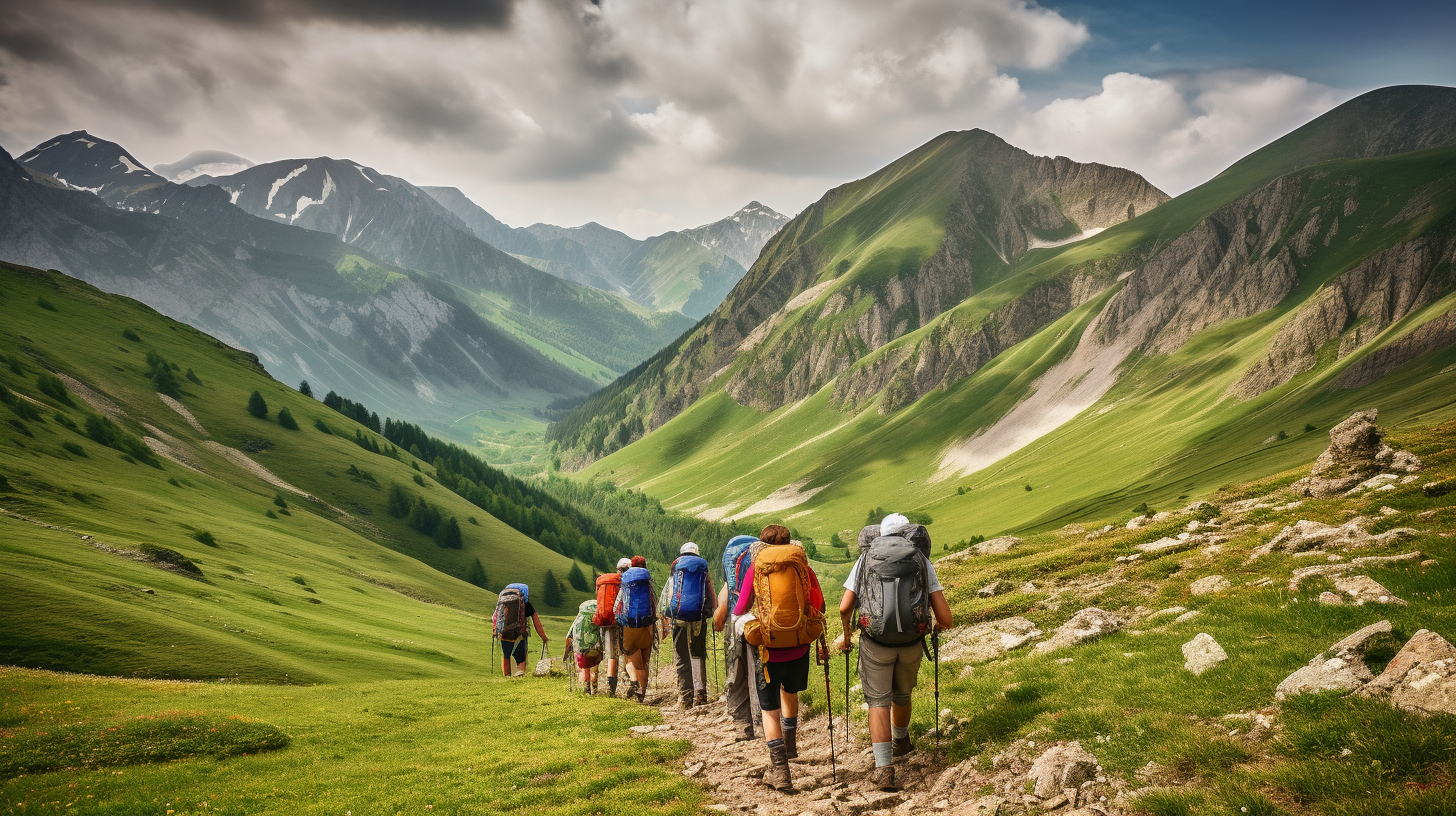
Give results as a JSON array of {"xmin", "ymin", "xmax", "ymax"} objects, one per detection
[
  {"xmin": 466, "ymin": 557, "xmax": 488, "ymax": 589},
  {"xmin": 277, "ymin": 407, "xmax": 299, "ymax": 430},
  {"xmin": 386, "ymin": 484, "xmax": 410, "ymax": 518},
  {"xmin": 299, "ymin": 380, "xmax": 314, "ymax": 398},
  {"xmin": 247, "ymin": 390, "xmax": 268, "ymax": 419},
  {"xmin": 438, "ymin": 516, "xmax": 463, "ymax": 549},
  {"xmin": 567, "ymin": 561, "xmax": 588, "ymax": 591},
  {"xmin": 542, "ymin": 569, "xmax": 564, "ymax": 607}
]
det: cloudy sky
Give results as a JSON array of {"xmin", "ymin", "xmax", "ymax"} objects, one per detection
[{"xmin": 2, "ymin": 0, "xmax": 1453, "ymax": 237}]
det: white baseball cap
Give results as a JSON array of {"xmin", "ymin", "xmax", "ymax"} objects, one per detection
[
  {"xmin": 680, "ymin": 542, "xmax": 699, "ymax": 555},
  {"xmin": 879, "ymin": 513, "xmax": 910, "ymax": 536},
  {"xmin": 616, "ymin": 557, "xmax": 632, "ymax": 571}
]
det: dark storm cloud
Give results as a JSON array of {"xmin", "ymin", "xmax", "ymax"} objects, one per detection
[
  {"xmin": 512, "ymin": 104, "xmax": 649, "ymax": 180},
  {"xmin": 349, "ymin": 66, "xmax": 517, "ymax": 149},
  {"xmin": 0, "ymin": 13, "xmax": 79, "ymax": 66},
  {"xmin": 7, "ymin": 0, "xmax": 514, "ymax": 32}
]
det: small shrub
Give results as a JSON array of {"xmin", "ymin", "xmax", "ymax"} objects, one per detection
[
  {"xmin": 299, "ymin": 380, "xmax": 313, "ymax": 398},
  {"xmin": 412, "ymin": 473, "xmax": 426, "ymax": 487},
  {"xmin": 35, "ymin": 296, "xmax": 57, "ymax": 312},
  {"xmin": 61, "ymin": 441, "xmax": 86, "ymax": 457},
  {"xmin": 265, "ymin": 509, "xmax": 278, "ymax": 519},
  {"xmin": 277, "ymin": 407, "xmax": 299, "ymax": 430},
  {"xmin": 5, "ymin": 356, "xmax": 25, "ymax": 376},
  {"xmin": 467, "ymin": 516, "xmax": 479, "ymax": 525},
  {"xmin": 185, "ymin": 368, "xmax": 202, "ymax": 385},
  {"xmin": 53, "ymin": 411, "xmax": 77, "ymax": 430},
  {"xmin": 1276, "ymin": 429, "xmax": 1289, "ymax": 440},
  {"xmin": 167, "ymin": 476, "xmax": 181, "ymax": 487},
  {"xmin": 957, "ymin": 485, "xmax": 969, "ymax": 495},
  {"xmin": 122, "ymin": 329, "xmax": 141, "ymax": 342},
  {"xmin": 290, "ymin": 576, "xmax": 308, "ymax": 586},
  {"xmin": 313, "ymin": 418, "xmax": 333, "ymax": 435},
  {"xmin": 1024, "ymin": 484, "xmax": 1033, "ymax": 492},
  {"xmin": 273, "ymin": 493, "xmax": 289, "ymax": 510},
  {"xmin": 247, "ymin": 390, "xmax": 268, "ymax": 419},
  {"xmin": 192, "ymin": 530, "xmax": 218, "ymax": 547},
  {"xmin": 36, "ymin": 373, "xmax": 73, "ymax": 406},
  {"xmin": 1304, "ymin": 423, "xmax": 1317, "ymax": 432},
  {"xmin": 138, "ymin": 543, "xmax": 202, "ymax": 575}
]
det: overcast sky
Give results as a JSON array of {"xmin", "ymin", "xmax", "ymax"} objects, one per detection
[{"xmin": 2, "ymin": 0, "xmax": 1453, "ymax": 237}]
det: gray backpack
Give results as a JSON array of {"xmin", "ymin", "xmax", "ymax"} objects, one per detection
[{"xmin": 855, "ymin": 534, "xmax": 932, "ymax": 646}]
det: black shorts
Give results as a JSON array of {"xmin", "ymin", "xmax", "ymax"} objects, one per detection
[
  {"xmin": 756, "ymin": 653, "xmax": 811, "ymax": 711},
  {"xmin": 502, "ymin": 637, "xmax": 528, "ymax": 663}
]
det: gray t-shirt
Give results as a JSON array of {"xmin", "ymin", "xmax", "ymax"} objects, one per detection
[{"xmin": 843, "ymin": 553, "xmax": 943, "ymax": 594}]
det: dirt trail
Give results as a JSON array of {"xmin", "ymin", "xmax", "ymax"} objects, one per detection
[
  {"xmin": 631, "ymin": 665, "xmax": 946, "ymax": 815},
  {"xmin": 141, "ymin": 423, "xmax": 208, "ymax": 473},
  {"xmin": 200, "ymin": 442, "xmax": 317, "ymax": 501},
  {"xmin": 56, "ymin": 373, "xmax": 123, "ymax": 420}
]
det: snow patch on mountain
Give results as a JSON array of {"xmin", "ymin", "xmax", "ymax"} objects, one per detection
[
  {"xmin": 117, "ymin": 156, "xmax": 146, "ymax": 174},
  {"xmin": 292, "ymin": 171, "xmax": 336, "ymax": 221},
  {"xmin": 266, "ymin": 164, "xmax": 307, "ymax": 210}
]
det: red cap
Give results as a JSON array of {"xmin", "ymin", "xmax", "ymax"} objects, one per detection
[{"xmin": 630, "ymin": 555, "xmax": 646, "ymax": 568}]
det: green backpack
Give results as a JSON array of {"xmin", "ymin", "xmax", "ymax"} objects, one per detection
[{"xmin": 575, "ymin": 600, "xmax": 603, "ymax": 658}]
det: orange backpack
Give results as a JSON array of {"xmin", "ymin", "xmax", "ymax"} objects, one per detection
[
  {"xmin": 743, "ymin": 543, "xmax": 824, "ymax": 649},
  {"xmin": 593, "ymin": 573, "xmax": 621, "ymax": 626}
]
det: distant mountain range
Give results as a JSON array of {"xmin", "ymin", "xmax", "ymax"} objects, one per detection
[
  {"xmin": 5, "ymin": 134, "xmax": 596, "ymax": 437},
  {"xmin": 5, "ymin": 131, "xmax": 790, "ymax": 440},
  {"xmin": 423, "ymin": 189, "xmax": 789, "ymax": 319},
  {"xmin": 550, "ymin": 85, "xmax": 1456, "ymax": 544}
]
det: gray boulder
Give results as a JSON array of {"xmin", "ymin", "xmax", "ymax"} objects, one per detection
[
  {"xmin": 1026, "ymin": 741, "xmax": 1099, "ymax": 798},
  {"xmin": 976, "ymin": 535, "xmax": 1022, "ymax": 556},
  {"xmin": 1190, "ymin": 575, "xmax": 1232, "ymax": 596},
  {"xmin": 1360, "ymin": 629, "xmax": 1456, "ymax": 716},
  {"xmin": 1293, "ymin": 410, "xmax": 1422, "ymax": 497},
  {"xmin": 1183, "ymin": 633, "xmax": 1229, "ymax": 675},
  {"xmin": 1275, "ymin": 620, "xmax": 1391, "ymax": 699}
]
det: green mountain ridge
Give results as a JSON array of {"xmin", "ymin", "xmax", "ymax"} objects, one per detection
[{"xmin": 551, "ymin": 85, "xmax": 1456, "ymax": 549}]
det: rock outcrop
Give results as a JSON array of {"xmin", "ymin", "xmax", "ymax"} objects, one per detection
[
  {"xmin": 1035, "ymin": 608, "xmax": 1124, "ymax": 654},
  {"xmin": 1026, "ymin": 742, "xmax": 1100, "ymax": 799},
  {"xmin": 940, "ymin": 617, "xmax": 1043, "ymax": 663},
  {"xmin": 1275, "ymin": 620, "xmax": 1392, "ymax": 699},
  {"xmin": 1291, "ymin": 410, "xmax": 1423, "ymax": 497}
]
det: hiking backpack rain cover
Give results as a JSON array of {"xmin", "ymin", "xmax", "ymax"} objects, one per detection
[
  {"xmin": 722, "ymin": 535, "xmax": 756, "ymax": 612},
  {"xmin": 575, "ymin": 600, "xmax": 603, "ymax": 660},
  {"xmin": 667, "ymin": 555, "xmax": 711, "ymax": 621},
  {"xmin": 592, "ymin": 572, "xmax": 621, "ymax": 626},
  {"xmin": 743, "ymin": 544, "xmax": 824, "ymax": 649},
  {"xmin": 856, "ymin": 535, "xmax": 932, "ymax": 645},
  {"xmin": 619, "ymin": 567, "xmax": 655, "ymax": 628},
  {"xmin": 494, "ymin": 582, "xmax": 530, "ymax": 641}
]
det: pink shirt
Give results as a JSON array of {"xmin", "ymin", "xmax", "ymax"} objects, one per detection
[{"xmin": 732, "ymin": 561, "xmax": 825, "ymax": 662}]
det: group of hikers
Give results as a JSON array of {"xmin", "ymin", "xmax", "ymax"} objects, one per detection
[{"xmin": 492, "ymin": 513, "xmax": 953, "ymax": 792}]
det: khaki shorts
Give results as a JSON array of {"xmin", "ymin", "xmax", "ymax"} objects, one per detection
[
  {"xmin": 602, "ymin": 626, "xmax": 621, "ymax": 660},
  {"xmin": 858, "ymin": 636, "xmax": 923, "ymax": 707},
  {"xmin": 622, "ymin": 625, "xmax": 654, "ymax": 657}
]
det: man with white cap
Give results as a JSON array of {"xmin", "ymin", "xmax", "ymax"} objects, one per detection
[
  {"xmin": 837, "ymin": 512, "xmax": 953, "ymax": 791},
  {"xmin": 661, "ymin": 542, "xmax": 716, "ymax": 708}
]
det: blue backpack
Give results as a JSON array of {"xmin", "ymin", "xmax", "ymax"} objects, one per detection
[
  {"xmin": 722, "ymin": 535, "xmax": 757, "ymax": 611},
  {"xmin": 667, "ymin": 555, "xmax": 710, "ymax": 621},
  {"xmin": 619, "ymin": 567, "xmax": 655, "ymax": 628}
]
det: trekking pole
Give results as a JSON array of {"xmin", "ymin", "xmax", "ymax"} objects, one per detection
[
  {"xmin": 843, "ymin": 640, "xmax": 851, "ymax": 740},
  {"xmin": 933, "ymin": 628, "xmax": 941, "ymax": 747},
  {"xmin": 817, "ymin": 635, "xmax": 837, "ymax": 784}
]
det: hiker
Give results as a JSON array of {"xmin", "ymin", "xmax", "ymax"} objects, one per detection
[
  {"xmin": 714, "ymin": 534, "xmax": 761, "ymax": 740},
  {"xmin": 565, "ymin": 598, "xmax": 605, "ymax": 694},
  {"xmin": 836, "ymin": 513, "xmax": 953, "ymax": 791},
  {"xmin": 595, "ymin": 557, "xmax": 631, "ymax": 697},
  {"xmin": 493, "ymin": 581, "xmax": 550, "ymax": 677},
  {"xmin": 660, "ymin": 542, "xmax": 716, "ymax": 708},
  {"xmin": 614, "ymin": 557, "xmax": 658, "ymax": 703},
  {"xmin": 734, "ymin": 524, "xmax": 827, "ymax": 792}
]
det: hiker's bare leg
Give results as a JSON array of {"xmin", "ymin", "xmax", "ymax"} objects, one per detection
[
  {"xmin": 891, "ymin": 702, "xmax": 911, "ymax": 729},
  {"xmin": 516, "ymin": 661, "xmax": 527, "ymax": 674},
  {"xmin": 502, "ymin": 656, "xmax": 511, "ymax": 677},
  {"xmin": 781, "ymin": 691, "xmax": 799, "ymax": 720},
  {"xmin": 761, "ymin": 708, "xmax": 783, "ymax": 740},
  {"xmin": 868, "ymin": 706, "xmax": 891, "ymax": 743}
]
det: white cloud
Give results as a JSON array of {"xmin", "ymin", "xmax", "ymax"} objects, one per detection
[{"xmin": 1012, "ymin": 70, "xmax": 1345, "ymax": 194}]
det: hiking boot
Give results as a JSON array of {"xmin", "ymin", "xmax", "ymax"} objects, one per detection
[
  {"xmin": 626, "ymin": 680, "xmax": 639, "ymax": 699},
  {"xmin": 733, "ymin": 720, "xmax": 756, "ymax": 742},
  {"xmin": 607, "ymin": 676, "xmax": 618, "ymax": 697},
  {"xmin": 867, "ymin": 764, "xmax": 900, "ymax": 792},
  {"xmin": 679, "ymin": 691, "xmax": 694, "ymax": 709},
  {"xmin": 764, "ymin": 743, "xmax": 793, "ymax": 792},
  {"xmin": 782, "ymin": 725, "xmax": 798, "ymax": 760},
  {"xmin": 892, "ymin": 735, "xmax": 914, "ymax": 757},
  {"xmin": 693, "ymin": 689, "xmax": 709, "ymax": 708},
  {"xmin": 637, "ymin": 686, "xmax": 648, "ymax": 704}
]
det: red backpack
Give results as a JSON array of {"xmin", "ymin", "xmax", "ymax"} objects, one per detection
[{"xmin": 593, "ymin": 573, "xmax": 621, "ymax": 626}]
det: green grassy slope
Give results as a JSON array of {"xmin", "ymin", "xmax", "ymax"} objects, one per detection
[
  {"xmin": 0, "ymin": 263, "xmax": 590, "ymax": 682},
  {"xmin": 575, "ymin": 97, "xmax": 1456, "ymax": 548}
]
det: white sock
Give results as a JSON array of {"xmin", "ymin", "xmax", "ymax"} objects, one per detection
[
  {"xmin": 892, "ymin": 725, "xmax": 909, "ymax": 740},
  {"xmin": 872, "ymin": 742, "xmax": 893, "ymax": 768}
]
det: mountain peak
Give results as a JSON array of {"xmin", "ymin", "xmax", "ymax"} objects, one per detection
[{"xmin": 18, "ymin": 131, "xmax": 164, "ymax": 199}]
